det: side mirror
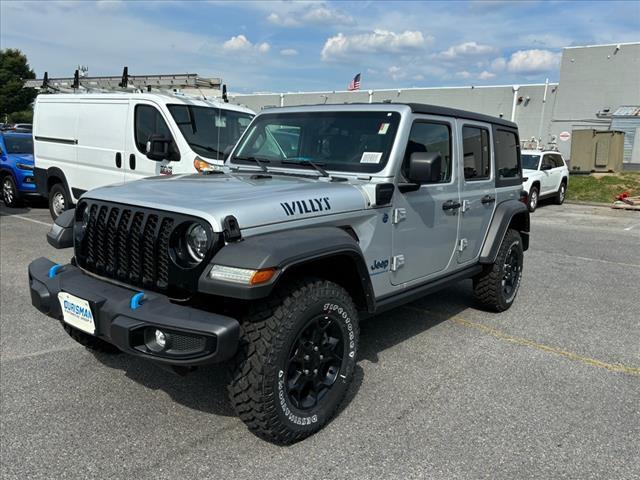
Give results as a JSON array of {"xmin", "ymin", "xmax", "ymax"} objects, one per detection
[
  {"xmin": 540, "ymin": 163, "xmax": 552, "ymax": 171},
  {"xmin": 408, "ymin": 151, "xmax": 442, "ymax": 184},
  {"xmin": 145, "ymin": 134, "xmax": 171, "ymax": 161}
]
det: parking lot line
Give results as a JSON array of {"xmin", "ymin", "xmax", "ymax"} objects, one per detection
[
  {"xmin": 404, "ymin": 306, "xmax": 640, "ymax": 377},
  {"xmin": 0, "ymin": 213, "xmax": 51, "ymax": 227},
  {"xmin": 1, "ymin": 344, "xmax": 82, "ymax": 362},
  {"xmin": 537, "ymin": 250, "xmax": 640, "ymax": 269}
]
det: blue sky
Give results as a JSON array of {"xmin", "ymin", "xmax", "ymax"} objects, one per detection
[{"xmin": 1, "ymin": 0, "xmax": 638, "ymax": 93}]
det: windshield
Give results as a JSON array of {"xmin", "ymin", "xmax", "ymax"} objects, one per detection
[
  {"xmin": 521, "ymin": 154, "xmax": 541, "ymax": 170},
  {"xmin": 168, "ymin": 105, "xmax": 253, "ymax": 161},
  {"xmin": 231, "ymin": 111, "xmax": 401, "ymax": 173},
  {"xmin": 3, "ymin": 135, "xmax": 33, "ymax": 154}
]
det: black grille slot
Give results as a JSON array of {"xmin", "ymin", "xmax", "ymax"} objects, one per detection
[{"xmin": 75, "ymin": 201, "xmax": 201, "ymax": 294}]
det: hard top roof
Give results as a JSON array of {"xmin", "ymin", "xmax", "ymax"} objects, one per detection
[{"xmin": 406, "ymin": 103, "xmax": 517, "ymax": 128}]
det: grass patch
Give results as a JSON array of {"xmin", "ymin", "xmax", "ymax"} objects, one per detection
[{"xmin": 566, "ymin": 172, "xmax": 640, "ymax": 203}]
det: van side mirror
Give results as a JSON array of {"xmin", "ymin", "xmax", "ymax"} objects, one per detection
[
  {"xmin": 408, "ymin": 151, "xmax": 442, "ymax": 184},
  {"xmin": 146, "ymin": 134, "xmax": 172, "ymax": 161}
]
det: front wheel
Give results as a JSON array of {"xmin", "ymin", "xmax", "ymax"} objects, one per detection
[
  {"xmin": 473, "ymin": 228, "xmax": 524, "ymax": 312},
  {"xmin": 48, "ymin": 183, "xmax": 71, "ymax": 220},
  {"xmin": 228, "ymin": 278, "xmax": 359, "ymax": 444},
  {"xmin": 2, "ymin": 175, "xmax": 21, "ymax": 207}
]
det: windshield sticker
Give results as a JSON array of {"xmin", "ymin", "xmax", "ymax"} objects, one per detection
[
  {"xmin": 215, "ymin": 115, "xmax": 226, "ymax": 128},
  {"xmin": 378, "ymin": 123, "xmax": 390, "ymax": 135},
  {"xmin": 281, "ymin": 197, "xmax": 331, "ymax": 216},
  {"xmin": 360, "ymin": 152, "xmax": 383, "ymax": 164}
]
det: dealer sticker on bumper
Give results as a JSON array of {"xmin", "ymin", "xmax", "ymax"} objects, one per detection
[{"xmin": 58, "ymin": 292, "xmax": 95, "ymax": 335}]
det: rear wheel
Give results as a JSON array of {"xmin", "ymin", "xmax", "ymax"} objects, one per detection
[
  {"xmin": 555, "ymin": 181, "xmax": 567, "ymax": 205},
  {"xmin": 473, "ymin": 228, "xmax": 524, "ymax": 312},
  {"xmin": 228, "ymin": 278, "xmax": 359, "ymax": 444},
  {"xmin": 48, "ymin": 183, "xmax": 70, "ymax": 220},
  {"xmin": 527, "ymin": 185, "xmax": 539, "ymax": 212},
  {"xmin": 1, "ymin": 175, "xmax": 21, "ymax": 207}
]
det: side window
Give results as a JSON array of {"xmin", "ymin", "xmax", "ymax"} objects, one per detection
[
  {"xmin": 542, "ymin": 154, "xmax": 556, "ymax": 169},
  {"xmin": 494, "ymin": 129, "xmax": 520, "ymax": 183},
  {"xmin": 134, "ymin": 105, "xmax": 173, "ymax": 154},
  {"xmin": 552, "ymin": 154, "xmax": 564, "ymax": 167},
  {"xmin": 462, "ymin": 126, "xmax": 490, "ymax": 180},
  {"xmin": 403, "ymin": 122, "xmax": 452, "ymax": 183}
]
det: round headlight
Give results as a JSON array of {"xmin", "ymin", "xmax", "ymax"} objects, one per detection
[{"xmin": 185, "ymin": 224, "xmax": 209, "ymax": 262}]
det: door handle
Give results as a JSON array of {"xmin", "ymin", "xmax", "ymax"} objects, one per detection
[
  {"xmin": 442, "ymin": 200, "xmax": 462, "ymax": 211},
  {"xmin": 129, "ymin": 154, "xmax": 136, "ymax": 170},
  {"xmin": 115, "ymin": 152, "xmax": 122, "ymax": 168},
  {"xmin": 481, "ymin": 195, "xmax": 496, "ymax": 204}
]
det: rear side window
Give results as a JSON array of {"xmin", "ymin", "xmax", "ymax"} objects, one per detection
[
  {"xmin": 462, "ymin": 126, "xmax": 490, "ymax": 181},
  {"xmin": 403, "ymin": 121, "xmax": 452, "ymax": 183},
  {"xmin": 134, "ymin": 105, "xmax": 173, "ymax": 154},
  {"xmin": 552, "ymin": 154, "xmax": 565, "ymax": 167},
  {"xmin": 494, "ymin": 128, "xmax": 521, "ymax": 186}
]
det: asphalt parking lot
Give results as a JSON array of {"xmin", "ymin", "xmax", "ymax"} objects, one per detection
[{"xmin": 1, "ymin": 201, "xmax": 639, "ymax": 480}]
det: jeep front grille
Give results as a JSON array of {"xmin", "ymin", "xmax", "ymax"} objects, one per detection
[{"xmin": 74, "ymin": 200, "xmax": 217, "ymax": 296}]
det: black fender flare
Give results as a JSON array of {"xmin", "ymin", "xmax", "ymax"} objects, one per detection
[
  {"xmin": 198, "ymin": 227, "xmax": 375, "ymax": 311},
  {"xmin": 479, "ymin": 199, "xmax": 530, "ymax": 264},
  {"xmin": 43, "ymin": 167, "xmax": 74, "ymax": 203}
]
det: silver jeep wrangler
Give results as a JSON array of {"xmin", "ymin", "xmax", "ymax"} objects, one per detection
[{"xmin": 29, "ymin": 103, "xmax": 529, "ymax": 444}]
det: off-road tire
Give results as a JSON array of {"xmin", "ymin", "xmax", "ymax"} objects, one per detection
[
  {"xmin": 1, "ymin": 175, "xmax": 22, "ymax": 207},
  {"xmin": 62, "ymin": 322, "xmax": 121, "ymax": 353},
  {"xmin": 49, "ymin": 183, "xmax": 70, "ymax": 220},
  {"xmin": 473, "ymin": 228, "xmax": 523, "ymax": 312},
  {"xmin": 527, "ymin": 185, "xmax": 539, "ymax": 212},
  {"xmin": 554, "ymin": 181, "xmax": 567, "ymax": 205},
  {"xmin": 228, "ymin": 278, "xmax": 359, "ymax": 444}
]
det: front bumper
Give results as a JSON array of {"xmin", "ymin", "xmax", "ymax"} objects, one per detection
[{"xmin": 28, "ymin": 257, "xmax": 240, "ymax": 365}]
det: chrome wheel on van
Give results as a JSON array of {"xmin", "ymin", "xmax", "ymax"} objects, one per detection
[
  {"xmin": 52, "ymin": 192, "xmax": 65, "ymax": 216},
  {"xmin": 48, "ymin": 183, "xmax": 70, "ymax": 220}
]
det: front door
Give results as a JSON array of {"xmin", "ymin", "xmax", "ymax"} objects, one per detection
[
  {"xmin": 458, "ymin": 121, "xmax": 496, "ymax": 264},
  {"xmin": 391, "ymin": 117, "xmax": 459, "ymax": 286},
  {"xmin": 124, "ymin": 101, "xmax": 179, "ymax": 182},
  {"xmin": 540, "ymin": 154, "xmax": 559, "ymax": 195}
]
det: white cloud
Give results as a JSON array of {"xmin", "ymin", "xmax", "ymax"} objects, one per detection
[
  {"xmin": 506, "ymin": 49, "xmax": 561, "ymax": 73},
  {"xmin": 491, "ymin": 57, "xmax": 507, "ymax": 71},
  {"xmin": 222, "ymin": 34, "xmax": 271, "ymax": 54},
  {"xmin": 478, "ymin": 70, "xmax": 495, "ymax": 80},
  {"xmin": 280, "ymin": 48, "xmax": 298, "ymax": 56},
  {"xmin": 455, "ymin": 71, "xmax": 472, "ymax": 79},
  {"xmin": 440, "ymin": 41, "xmax": 494, "ymax": 59},
  {"xmin": 267, "ymin": 4, "xmax": 354, "ymax": 27},
  {"xmin": 388, "ymin": 65, "xmax": 405, "ymax": 81},
  {"xmin": 321, "ymin": 30, "xmax": 431, "ymax": 61}
]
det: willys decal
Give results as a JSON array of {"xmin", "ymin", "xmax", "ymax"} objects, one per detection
[{"xmin": 281, "ymin": 197, "xmax": 331, "ymax": 216}]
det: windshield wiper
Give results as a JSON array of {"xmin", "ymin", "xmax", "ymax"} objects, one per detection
[
  {"xmin": 281, "ymin": 158, "xmax": 329, "ymax": 177},
  {"xmin": 233, "ymin": 156, "xmax": 270, "ymax": 173}
]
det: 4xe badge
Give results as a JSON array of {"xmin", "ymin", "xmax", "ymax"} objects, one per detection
[{"xmin": 370, "ymin": 258, "xmax": 389, "ymax": 274}]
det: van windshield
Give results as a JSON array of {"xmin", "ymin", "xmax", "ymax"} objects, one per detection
[
  {"xmin": 230, "ymin": 111, "xmax": 401, "ymax": 174},
  {"xmin": 167, "ymin": 105, "xmax": 254, "ymax": 161}
]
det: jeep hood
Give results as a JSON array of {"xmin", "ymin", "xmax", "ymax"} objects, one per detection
[{"xmin": 83, "ymin": 172, "xmax": 368, "ymax": 231}]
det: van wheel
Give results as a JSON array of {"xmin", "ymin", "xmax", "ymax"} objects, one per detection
[
  {"xmin": 228, "ymin": 278, "xmax": 359, "ymax": 444},
  {"xmin": 473, "ymin": 229, "xmax": 523, "ymax": 312},
  {"xmin": 49, "ymin": 183, "xmax": 70, "ymax": 219},
  {"xmin": 555, "ymin": 181, "xmax": 567, "ymax": 205},
  {"xmin": 2, "ymin": 175, "xmax": 22, "ymax": 207},
  {"xmin": 62, "ymin": 323, "xmax": 120, "ymax": 353}
]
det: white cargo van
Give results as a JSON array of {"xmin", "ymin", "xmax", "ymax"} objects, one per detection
[{"xmin": 33, "ymin": 93, "xmax": 254, "ymax": 218}]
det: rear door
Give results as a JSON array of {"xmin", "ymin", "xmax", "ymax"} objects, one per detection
[
  {"xmin": 457, "ymin": 121, "xmax": 496, "ymax": 264},
  {"xmin": 124, "ymin": 101, "xmax": 180, "ymax": 182},
  {"xmin": 74, "ymin": 100, "xmax": 127, "ymax": 195},
  {"xmin": 539, "ymin": 154, "xmax": 557, "ymax": 194},
  {"xmin": 391, "ymin": 116, "xmax": 459, "ymax": 285}
]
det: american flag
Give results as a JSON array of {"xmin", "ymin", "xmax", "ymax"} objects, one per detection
[{"xmin": 348, "ymin": 73, "xmax": 361, "ymax": 91}]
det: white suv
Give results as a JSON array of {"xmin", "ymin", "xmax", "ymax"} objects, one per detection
[{"xmin": 521, "ymin": 149, "xmax": 569, "ymax": 212}]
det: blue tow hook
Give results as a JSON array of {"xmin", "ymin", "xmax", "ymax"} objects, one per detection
[
  {"xmin": 48, "ymin": 264, "xmax": 64, "ymax": 278},
  {"xmin": 130, "ymin": 292, "xmax": 145, "ymax": 310}
]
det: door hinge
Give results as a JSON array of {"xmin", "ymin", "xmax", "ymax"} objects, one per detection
[
  {"xmin": 393, "ymin": 208, "xmax": 407, "ymax": 224},
  {"xmin": 458, "ymin": 238, "xmax": 468, "ymax": 252},
  {"xmin": 461, "ymin": 200, "xmax": 470, "ymax": 213},
  {"xmin": 391, "ymin": 254, "xmax": 405, "ymax": 271}
]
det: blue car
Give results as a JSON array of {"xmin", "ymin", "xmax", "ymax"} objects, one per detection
[{"xmin": 0, "ymin": 132, "xmax": 39, "ymax": 207}]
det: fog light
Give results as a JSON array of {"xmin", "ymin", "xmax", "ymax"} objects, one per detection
[{"xmin": 155, "ymin": 329, "xmax": 167, "ymax": 349}]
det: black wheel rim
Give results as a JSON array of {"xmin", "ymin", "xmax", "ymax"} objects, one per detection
[
  {"xmin": 285, "ymin": 314, "xmax": 345, "ymax": 411},
  {"xmin": 502, "ymin": 244, "xmax": 521, "ymax": 301}
]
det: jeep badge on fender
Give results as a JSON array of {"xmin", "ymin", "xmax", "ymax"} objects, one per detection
[{"xmin": 28, "ymin": 103, "xmax": 529, "ymax": 444}]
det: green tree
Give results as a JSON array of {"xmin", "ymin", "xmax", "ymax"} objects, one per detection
[{"xmin": 0, "ymin": 49, "xmax": 37, "ymax": 123}]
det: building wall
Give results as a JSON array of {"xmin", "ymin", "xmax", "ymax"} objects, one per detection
[{"xmin": 231, "ymin": 42, "xmax": 640, "ymax": 164}]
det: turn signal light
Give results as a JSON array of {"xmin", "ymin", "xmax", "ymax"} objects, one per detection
[
  {"xmin": 250, "ymin": 268, "xmax": 276, "ymax": 285},
  {"xmin": 193, "ymin": 157, "xmax": 213, "ymax": 173}
]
